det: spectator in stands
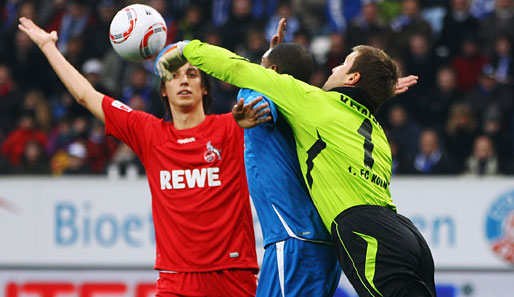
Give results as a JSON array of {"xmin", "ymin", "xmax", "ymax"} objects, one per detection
[
  {"xmin": 292, "ymin": 28, "xmax": 310, "ymax": 47},
  {"xmin": 479, "ymin": 0, "xmax": 514, "ymax": 53},
  {"xmin": 0, "ymin": 0, "xmax": 38, "ymax": 58},
  {"xmin": 285, "ymin": 0, "xmax": 326, "ymax": 36},
  {"xmin": 51, "ymin": 0, "xmax": 91, "ymax": 55},
  {"xmin": 241, "ymin": 28, "xmax": 268, "ymax": 63},
  {"xmin": 410, "ymin": 129, "xmax": 456, "ymax": 174},
  {"xmin": 444, "ymin": 103, "xmax": 479, "ymax": 171},
  {"xmin": 345, "ymin": 1, "xmax": 390, "ymax": 49},
  {"xmin": 470, "ymin": 0, "xmax": 496, "ymax": 19},
  {"xmin": 0, "ymin": 64, "xmax": 23, "ymax": 139},
  {"xmin": 22, "ymin": 89, "xmax": 52, "ymax": 134},
  {"xmin": 1, "ymin": 113, "xmax": 48, "ymax": 167},
  {"xmin": 324, "ymin": 33, "xmax": 349, "ymax": 73},
  {"xmin": 264, "ymin": 0, "xmax": 301, "ymax": 43},
  {"xmin": 82, "ymin": 58, "xmax": 111, "ymax": 96},
  {"xmin": 64, "ymin": 36, "xmax": 86, "ymax": 70},
  {"xmin": 489, "ymin": 34, "xmax": 514, "ymax": 85},
  {"xmin": 14, "ymin": 139, "xmax": 51, "ymax": 174},
  {"xmin": 174, "ymin": 3, "xmax": 209, "ymax": 42},
  {"xmin": 451, "ymin": 34, "xmax": 489, "ymax": 93},
  {"xmin": 325, "ymin": 0, "xmax": 363, "ymax": 33},
  {"xmin": 386, "ymin": 104, "xmax": 421, "ymax": 165},
  {"xmin": 62, "ymin": 140, "xmax": 90, "ymax": 174},
  {"xmin": 465, "ymin": 64, "xmax": 514, "ymax": 121},
  {"xmin": 389, "ymin": 0, "xmax": 432, "ymax": 54},
  {"xmin": 401, "ymin": 32, "xmax": 438, "ymax": 94},
  {"xmin": 389, "ymin": 136, "xmax": 410, "ymax": 175},
  {"xmin": 108, "ymin": 142, "xmax": 145, "ymax": 177},
  {"xmin": 46, "ymin": 117, "xmax": 73, "ymax": 156},
  {"xmin": 219, "ymin": 0, "xmax": 259, "ymax": 52},
  {"xmin": 83, "ymin": 0, "xmax": 118, "ymax": 59},
  {"xmin": 437, "ymin": 0, "xmax": 480, "ymax": 60},
  {"xmin": 464, "ymin": 135, "xmax": 500, "ymax": 175},
  {"xmin": 415, "ymin": 65, "xmax": 463, "ymax": 129},
  {"xmin": 39, "ymin": 0, "xmax": 67, "ymax": 30},
  {"xmin": 50, "ymin": 90, "xmax": 91, "ymax": 122},
  {"xmin": 85, "ymin": 119, "xmax": 117, "ymax": 174},
  {"xmin": 211, "ymin": 79, "xmax": 239, "ymax": 114},
  {"xmin": 3, "ymin": 29, "xmax": 54, "ymax": 95},
  {"xmin": 480, "ymin": 107, "xmax": 514, "ymax": 172},
  {"xmin": 121, "ymin": 65, "xmax": 162, "ymax": 117}
]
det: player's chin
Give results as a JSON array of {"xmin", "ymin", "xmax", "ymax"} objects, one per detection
[{"xmin": 173, "ymin": 99, "xmax": 200, "ymax": 111}]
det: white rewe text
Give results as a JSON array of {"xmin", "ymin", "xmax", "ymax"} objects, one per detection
[{"xmin": 160, "ymin": 167, "xmax": 221, "ymax": 189}]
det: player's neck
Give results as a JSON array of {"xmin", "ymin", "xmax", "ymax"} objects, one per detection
[{"xmin": 171, "ymin": 108, "xmax": 206, "ymax": 130}]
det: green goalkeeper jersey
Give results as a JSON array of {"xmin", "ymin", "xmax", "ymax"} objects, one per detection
[{"xmin": 184, "ymin": 40, "xmax": 397, "ymax": 231}]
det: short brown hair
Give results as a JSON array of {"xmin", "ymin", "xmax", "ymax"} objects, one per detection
[
  {"xmin": 348, "ymin": 45, "xmax": 398, "ymax": 113},
  {"xmin": 159, "ymin": 70, "xmax": 212, "ymax": 120}
]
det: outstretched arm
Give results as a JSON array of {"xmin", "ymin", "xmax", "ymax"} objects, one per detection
[{"xmin": 18, "ymin": 17, "xmax": 105, "ymax": 122}]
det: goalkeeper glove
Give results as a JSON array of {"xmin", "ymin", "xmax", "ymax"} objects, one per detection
[{"xmin": 153, "ymin": 41, "xmax": 190, "ymax": 80}]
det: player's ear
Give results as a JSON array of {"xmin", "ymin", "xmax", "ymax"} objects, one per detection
[
  {"xmin": 160, "ymin": 80, "xmax": 167, "ymax": 97},
  {"xmin": 202, "ymin": 86, "xmax": 208, "ymax": 95},
  {"xmin": 271, "ymin": 64, "xmax": 279, "ymax": 73},
  {"xmin": 347, "ymin": 72, "xmax": 361, "ymax": 85}
]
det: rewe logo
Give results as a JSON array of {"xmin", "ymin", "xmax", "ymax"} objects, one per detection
[{"xmin": 160, "ymin": 167, "xmax": 221, "ymax": 190}]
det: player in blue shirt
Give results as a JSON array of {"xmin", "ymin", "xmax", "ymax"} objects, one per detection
[{"xmin": 232, "ymin": 20, "xmax": 342, "ymax": 297}]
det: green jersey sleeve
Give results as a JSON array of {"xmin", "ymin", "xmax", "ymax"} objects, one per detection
[
  {"xmin": 183, "ymin": 40, "xmax": 319, "ymax": 120},
  {"xmin": 183, "ymin": 40, "xmax": 397, "ymax": 231}
]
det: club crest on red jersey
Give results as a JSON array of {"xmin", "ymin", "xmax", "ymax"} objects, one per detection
[{"xmin": 204, "ymin": 141, "xmax": 221, "ymax": 162}]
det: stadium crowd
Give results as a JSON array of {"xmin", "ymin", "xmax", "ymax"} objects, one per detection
[{"xmin": 1, "ymin": 0, "xmax": 513, "ymax": 176}]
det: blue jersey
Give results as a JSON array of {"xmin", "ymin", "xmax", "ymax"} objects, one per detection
[{"xmin": 239, "ymin": 88, "xmax": 331, "ymax": 246}]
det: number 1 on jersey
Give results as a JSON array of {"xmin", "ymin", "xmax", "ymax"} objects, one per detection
[{"xmin": 357, "ymin": 119, "xmax": 374, "ymax": 169}]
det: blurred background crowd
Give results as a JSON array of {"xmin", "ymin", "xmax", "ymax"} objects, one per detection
[{"xmin": 0, "ymin": 0, "xmax": 513, "ymax": 177}]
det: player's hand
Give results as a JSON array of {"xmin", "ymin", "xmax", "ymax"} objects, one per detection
[
  {"xmin": 269, "ymin": 18, "xmax": 286, "ymax": 49},
  {"xmin": 395, "ymin": 75, "xmax": 418, "ymax": 95},
  {"xmin": 154, "ymin": 41, "xmax": 190, "ymax": 80},
  {"xmin": 232, "ymin": 97, "xmax": 272, "ymax": 129},
  {"xmin": 18, "ymin": 17, "xmax": 57, "ymax": 50}
]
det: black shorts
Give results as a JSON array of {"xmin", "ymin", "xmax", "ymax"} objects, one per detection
[{"xmin": 331, "ymin": 205, "xmax": 436, "ymax": 297}]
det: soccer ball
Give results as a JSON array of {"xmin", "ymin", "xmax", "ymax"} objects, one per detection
[{"xmin": 109, "ymin": 4, "xmax": 167, "ymax": 62}]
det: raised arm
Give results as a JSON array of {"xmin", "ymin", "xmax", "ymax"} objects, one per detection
[
  {"xmin": 18, "ymin": 17, "xmax": 105, "ymax": 122},
  {"xmin": 269, "ymin": 18, "xmax": 286, "ymax": 49}
]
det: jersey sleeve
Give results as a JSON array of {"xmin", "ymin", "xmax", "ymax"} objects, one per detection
[
  {"xmin": 184, "ymin": 40, "xmax": 318, "ymax": 122},
  {"xmin": 102, "ymin": 96, "xmax": 160, "ymax": 164},
  {"xmin": 237, "ymin": 88, "xmax": 277, "ymax": 126}
]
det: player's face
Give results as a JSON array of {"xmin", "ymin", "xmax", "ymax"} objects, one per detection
[
  {"xmin": 322, "ymin": 51, "xmax": 358, "ymax": 91},
  {"xmin": 162, "ymin": 63, "xmax": 207, "ymax": 112}
]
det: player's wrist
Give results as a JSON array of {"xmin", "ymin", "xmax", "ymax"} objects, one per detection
[{"xmin": 40, "ymin": 40, "xmax": 57, "ymax": 53}]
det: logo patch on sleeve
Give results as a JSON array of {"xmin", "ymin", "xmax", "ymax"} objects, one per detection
[{"xmin": 112, "ymin": 100, "xmax": 133, "ymax": 112}]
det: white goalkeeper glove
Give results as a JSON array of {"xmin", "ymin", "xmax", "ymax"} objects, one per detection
[{"xmin": 153, "ymin": 41, "xmax": 190, "ymax": 80}]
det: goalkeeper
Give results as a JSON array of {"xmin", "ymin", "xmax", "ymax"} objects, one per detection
[{"xmin": 155, "ymin": 37, "xmax": 436, "ymax": 296}]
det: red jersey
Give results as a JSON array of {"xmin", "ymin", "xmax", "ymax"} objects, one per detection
[{"xmin": 102, "ymin": 96, "xmax": 258, "ymax": 272}]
